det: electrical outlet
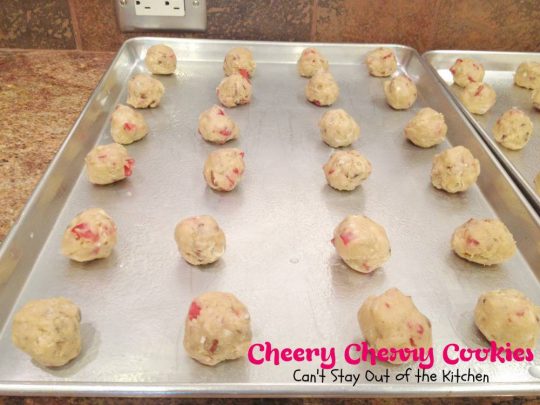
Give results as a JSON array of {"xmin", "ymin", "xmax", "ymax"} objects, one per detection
[
  {"xmin": 115, "ymin": 0, "xmax": 206, "ymax": 32},
  {"xmin": 134, "ymin": 0, "xmax": 185, "ymax": 17}
]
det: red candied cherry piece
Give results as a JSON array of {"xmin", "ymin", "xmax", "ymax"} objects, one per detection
[
  {"xmin": 339, "ymin": 231, "xmax": 354, "ymax": 246},
  {"xmin": 409, "ymin": 338, "xmax": 416, "ymax": 347},
  {"xmin": 466, "ymin": 237, "xmax": 480, "ymax": 246},
  {"xmin": 474, "ymin": 85, "xmax": 484, "ymax": 96},
  {"xmin": 209, "ymin": 339, "xmax": 219, "ymax": 353},
  {"xmin": 382, "ymin": 53, "xmax": 392, "ymax": 60},
  {"xmin": 417, "ymin": 324, "xmax": 424, "ymax": 335},
  {"xmin": 311, "ymin": 99, "xmax": 321, "ymax": 107},
  {"xmin": 239, "ymin": 69, "xmax": 250, "ymax": 80},
  {"xmin": 71, "ymin": 223, "xmax": 99, "ymax": 243},
  {"xmin": 219, "ymin": 128, "xmax": 232, "ymax": 137},
  {"xmin": 123, "ymin": 122, "xmax": 136, "ymax": 131},
  {"xmin": 216, "ymin": 108, "xmax": 225, "ymax": 116},
  {"xmin": 188, "ymin": 301, "xmax": 201, "ymax": 320},
  {"xmin": 124, "ymin": 158, "xmax": 135, "ymax": 177}
]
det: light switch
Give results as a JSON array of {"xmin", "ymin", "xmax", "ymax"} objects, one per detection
[{"xmin": 116, "ymin": 0, "xmax": 206, "ymax": 32}]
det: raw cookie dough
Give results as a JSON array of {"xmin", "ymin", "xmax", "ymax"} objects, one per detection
[
  {"xmin": 532, "ymin": 88, "xmax": 540, "ymax": 110},
  {"xmin": 198, "ymin": 105, "xmax": 239, "ymax": 144},
  {"xmin": 459, "ymin": 82, "xmax": 496, "ymax": 115},
  {"xmin": 305, "ymin": 70, "xmax": 339, "ymax": 106},
  {"xmin": 126, "ymin": 74, "xmax": 165, "ymax": 109},
  {"xmin": 145, "ymin": 44, "xmax": 176, "ymax": 75},
  {"xmin": 332, "ymin": 215, "xmax": 391, "ymax": 273},
  {"xmin": 223, "ymin": 47, "xmax": 256, "ymax": 78},
  {"xmin": 203, "ymin": 148, "xmax": 245, "ymax": 192},
  {"xmin": 449, "ymin": 58, "xmax": 485, "ymax": 87},
  {"xmin": 514, "ymin": 61, "xmax": 540, "ymax": 89},
  {"xmin": 475, "ymin": 289, "xmax": 540, "ymax": 348},
  {"xmin": 451, "ymin": 218, "xmax": 516, "ymax": 266},
  {"xmin": 323, "ymin": 150, "xmax": 372, "ymax": 191},
  {"xmin": 384, "ymin": 75, "xmax": 417, "ymax": 110},
  {"xmin": 217, "ymin": 73, "xmax": 252, "ymax": 108},
  {"xmin": 111, "ymin": 104, "xmax": 149, "ymax": 145},
  {"xmin": 183, "ymin": 291, "xmax": 252, "ymax": 366},
  {"xmin": 85, "ymin": 143, "xmax": 134, "ymax": 185},
  {"xmin": 12, "ymin": 297, "xmax": 81, "ymax": 367},
  {"xmin": 492, "ymin": 108, "xmax": 533, "ymax": 150},
  {"xmin": 365, "ymin": 47, "xmax": 397, "ymax": 77},
  {"xmin": 535, "ymin": 172, "xmax": 540, "ymax": 194},
  {"xmin": 61, "ymin": 208, "xmax": 117, "ymax": 262},
  {"xmin": 319, "ymin": 109, "xmax": 360, "ymax": 147},
  {"xmin": 431, "ymin": 146, "xmax": 480, "ymax": 193},
  {"xmin": 358, "ymin": 288, "xmax": 432, "ymax": 362},
  {"xmin": 404, "ymin": 107, "xmax": 447, "ymax": 148},
  {"xmin": 297, "ymin": 48, "xmax": 329, "ymax": 78},
  {"xmin": 175, "ymin": 215, "xmax": 226, "ymax": 265}
]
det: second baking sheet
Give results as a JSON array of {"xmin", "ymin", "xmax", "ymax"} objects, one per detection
[{"xmin": 424, "ymin": 50, "xmax": 540, "ymax": 212}]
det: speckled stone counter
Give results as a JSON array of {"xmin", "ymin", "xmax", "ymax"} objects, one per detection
[
  {"xmin": 0, "ymin": 49, "xmax": 538, "ymax": 405},
  {"xmin": 0, "ymin": 49, "xmax": 114, "ymax": 241}
]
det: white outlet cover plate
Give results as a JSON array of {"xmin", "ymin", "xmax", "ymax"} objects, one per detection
[
  {"xmin": 135, "ymin": 0, "xmax": 185, "ymax": 17},
  {"xmin": 115, "ymin": 0, "xmax": 206, "ymax": 31}
]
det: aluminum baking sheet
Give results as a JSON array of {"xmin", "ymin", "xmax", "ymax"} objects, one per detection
[
  {"xmin": 0, "ymin": 39, "xmax": 539, "ymax": 397},
  {"xmin": 424, "ymin": 50, "xmax": 540, "ymax": 213}
]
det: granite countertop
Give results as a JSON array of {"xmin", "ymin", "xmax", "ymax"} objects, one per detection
[{"xmin": 0, "ymin": 48, "xmax": 538, "ymax": 405}]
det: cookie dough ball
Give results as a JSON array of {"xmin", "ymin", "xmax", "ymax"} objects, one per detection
[
  {"xmin": 61, "ymin": 208, "xmax": 117, "ymax": 262},
  {"xmin": 431, "ymin": 146, "xmax": 480, "ymax": 193},
  {"xmin": 126, "ymin": 74, "xmax": 165, "ymax": 109},
  {"xmin": 514, "ymin": 62, "xmax": 540, "ymax": 89},
  {"xmin": 12, "ymin": 297, "xmax": 81, "ymax": 367},
  {"xmin": 223, "ymin": 47, "xmax": 256, "ymax": 78},
  {"xmin": 475, "ymin": 289, "xmax": 540, "ymax": 348},
  {"xmin": 85, "ymin": 143, "xmax": 134, "ymax": 185},
  {"xmin": 459, "ymin": 82, "xmax": 496, "ymax": 115},
  {"xmin": 535, "ymin": 172, "xmax": 540, "ymax": 194},
  {"xmin": 532, "ymin": 88, "xmax": 540, "ymax": 110},
  {"xmin": 203, "ymin": 148, "xmax": 245, "ymax": 192},
  {"xmin": 384, "ymin": 75, "xmax": 417, "ymax": 110},
  {"xmin": 145, "ymin": 44, "xmax": 176, "ymax": 75},
  {"xmin": 449, "ymin": 58, "xmax": 485, "ymax": 87},
  {"xmin": 365, "ymin": 47, "xmax": 397, "ymax": 77},
  {"xmin": 184, "ymin": 291, "xmax": 252, "ymax": 366},
  {"xmin": 110, "ymin": 104, "xmax": 149, "ymax": 145},
  {"xmin": 358, "ymin": 288, "xmax": 432, "ymax": 362},
  {"xmin": 493, "ymin": 108, "xmax": 533, "ymax": 150},
  {"xmin": 323, "ymin": 150, "xmax": 372, "ymax": 191},
  {"xmin": 319, "ymin": 109, "xmax": 360, "ymax": 147},
  {"xmin": 305, "ymin": 70, "xmax": 339, "ymax": 106},
  {"xmin": 217, "ymin": 73, "xmax": 252, "ymax": 108},
  {"xmin": 404, "ymin": 107, "xmax": 448, "ymax": 148},
  {"xmin": 297, "ymin": 48, "xmax": 329, "ymax": 78},
  {"xmin": 332, "ymin": 215, "xmax": 391, "ymax": 273},
  {"xmin": 198, "ymin": 105, "xmax": 239, "ymax": 144},
  {"xmin": 451, "ymin": 218, "xmax": 516, "ymax": 266},
  {"xmin": 175, "ymin": 215, "xmax": 225, "ymax": 266}
]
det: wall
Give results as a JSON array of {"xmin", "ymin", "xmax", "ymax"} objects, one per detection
[{"xmin": 1, "ymin": 0, "xmax": 539, "ymax": 53}]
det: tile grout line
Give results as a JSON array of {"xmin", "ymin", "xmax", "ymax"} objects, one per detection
[
  {"xmin": 67, "ymin": 0, "xmax": 83, "ymax": 50},
  {"xmin": 310, "ymin": 0, "xmax": 319, "ymax": 41}
]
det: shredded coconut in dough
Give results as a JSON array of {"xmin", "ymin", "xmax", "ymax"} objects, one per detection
[
  {"xmin": 365, "ymin": 48, "xmax": 397, "ymax": 77},
  {"xmin": 297, "ymin": 48, "xmax": 329, "ymax": 78},
  {"xmin": 332, "ymin": 215, "xmax": 391, "ymax": 273},
  {"xmin": 475, "ymin": 289, "xmax": 540, "ymax": 348},
  {"xmin": 175, "ymin": 215, "xmax": 226, "ymax": 266},
  {"xmin": 451, "ymin": 218, "xmax": 516, "ymax": 266},
  {"xmin": 12, "ymin": 297, "xmax": 82, "ymax": 367},
  {"xmin": 431, "ymin": 146, "xmax": 480, "ymax": 193},
  {"xmin": 184, "ymin": 291, "xmax": 252, "ymax": 366}
]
